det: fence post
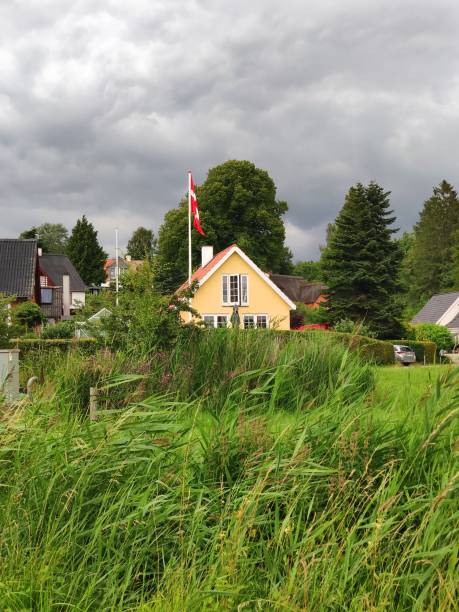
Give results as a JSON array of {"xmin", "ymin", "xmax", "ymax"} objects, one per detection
[
  {"xmin": 89, "ymin": 387, "xmax": 98, "ymax": 421},
  {"xmin": 26, "ymin": 376, "xmax": 38, "ymax": 400}
]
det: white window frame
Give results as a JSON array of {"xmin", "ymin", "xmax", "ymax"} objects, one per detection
[
  {"xmin": 243, "ymin": 314, "xmax": 269, "ymax": 329},
  {"xmin": 221, "ymin": 274, "xmax": 249, "ymax": 306},
  {"xmin": 202, "ymin": 314, "xmax": 230, "ymax": 328}
]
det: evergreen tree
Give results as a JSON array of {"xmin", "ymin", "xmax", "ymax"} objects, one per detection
[
  {"xmin": 66, "ymin": 216, "xmax": 107, "ymax": 285},
  {"xmin": 155, "ymin": 160, "xmax": 293, "ymax": 291},
  {"xmin": 410, "ymin": 181, "xmax": 459, "ymax": 299},
  {"xmin": 126, "ymin": 227, "xmax": 155, "ymax": 260},
  {"xmin": 321, "ymin": 182, "xmax": 402, "ymax": 338},
  {"xmin": 293, "ymin": 260, "xmax": 322, "ymax": 281}
]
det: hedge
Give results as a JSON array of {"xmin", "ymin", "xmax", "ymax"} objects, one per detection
[
  {"xmin": 388, "ymin": 339, "xmax": 437, "ymax": 364},
  {"xmin": 9, "ymin": 337, "xmax": 98, "ymax": 356}
]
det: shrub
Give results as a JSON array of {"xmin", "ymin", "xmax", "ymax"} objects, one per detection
[
  {"xmin": 413, "ymin": 323, "xmax": 454, "ymax": 352},
  {"xmin": 12, "ymin": 301, "xmax": 44, "ymax": 330},
  {"xmin": 334, "ymin": 318, "xmax": 376, "ymax": 338},
  {"xmin": 41, "ymin": 320, "xmax": 75, "ymax": 339}
]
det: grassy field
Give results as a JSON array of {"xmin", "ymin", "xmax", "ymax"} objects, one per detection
[{"xmin": 1, "ymin": 335, "xmax": 459, "ymax": 610}]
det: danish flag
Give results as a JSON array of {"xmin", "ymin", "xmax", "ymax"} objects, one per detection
[{"xmin": 189, "ymin": 173, "xmax": 205, "ymax": 236}]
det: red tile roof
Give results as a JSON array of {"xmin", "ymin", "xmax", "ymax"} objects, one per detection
[{"xmin": 177, "ymin": 244, "xmax": 237, "ymax": 292}]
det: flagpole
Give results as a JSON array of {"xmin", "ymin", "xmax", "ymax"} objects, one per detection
[
  {"xmin": 115, "ymin": 228, "xmax": 119, "ymax": 306},
  {"xmin": 188, "ymin": 171, "xmax": 192, "ymax": 322},
  {"xmin": 188, "ymin": 170, "xmax": 192, "ymax": 286}
]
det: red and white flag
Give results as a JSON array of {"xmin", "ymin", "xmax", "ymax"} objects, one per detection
[{"xmin": 189, "ymin": 173, "xmax": 205, "ymax": 236}]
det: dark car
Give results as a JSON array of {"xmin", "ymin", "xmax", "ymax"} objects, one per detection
[{"xmin": 393, "ymin": 345, "xmax": 416, "ymax": 366}]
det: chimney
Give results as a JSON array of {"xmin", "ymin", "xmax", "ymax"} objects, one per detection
[
  {"xmin": 201, "ymin": 246, "xmax": 214, "ymax": 268},
  {"xmin": 62, "ymin": 274, "xmax": 71, "ymax": 318},
  {"xmin": 37, "ymin": 247, "xmax": 43, "ymax": 257}
]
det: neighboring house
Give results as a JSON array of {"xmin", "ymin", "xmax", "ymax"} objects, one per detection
[
  {"xmin": 412, "ymin": 291, "xmax": 459, "ymax": 341},
  {"xmin": 178, "ymin": 245, "xmax": 295, "ymax": 330},
  {"xmin": 0, "ymin": 239, "xmax": 40, "ymax": 305},
  {"xmin": 38, "ymin": 253, "xmax": 87, "ymax": 321},
  {"xmin": 103, "ymin": 256, "xmax": 143, "ymax": 286},
  {"xmin": 269, "ymin": 275, "xmax": 327, "ymax": 308}
]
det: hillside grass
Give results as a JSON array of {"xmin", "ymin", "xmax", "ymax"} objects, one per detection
[{"xmin": 1, "ymin": 334, "xmax": 459, "ymax": 610}]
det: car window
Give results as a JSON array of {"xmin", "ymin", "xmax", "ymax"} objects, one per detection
[{"xmin": 399, "ymin": 346, "xmax": 412, "ymax": 352}]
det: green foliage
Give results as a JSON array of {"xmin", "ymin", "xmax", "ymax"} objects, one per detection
[
  {"xmin": 320, "ymin": 330, "xmax": 395, "ymax": 364},
  {"xmin": 41, "ymin": 320, "xmax": 75, "ymax": 339},
  {"xmin": 155, "ymin": 160, "xmax": 293, "ymax": 291},
  {"xmin": 292, "ymin": 260, "xmax": 322, "ymax": 281},
  {"xmin": 19, "ymin": 223, "xmax": 68, "ymax": 253},
  {"xmin": 4, "ymin": 336, "xmax": 459, "ymax": 608},
  {"xmin": 291, "ymin": 302, "xmax": 327, "ymax": 327},
  {"xmin": 126, "ymin": 226, "xmax": 155, "ymax": 260},
  {"xmin": 321, "ymin": 182, "xmax": 403, "ymax": 338},
  {"xmin": 12, "ymin": 302, "xmax": 44, "ymax": 330},
  {"xmin": 66, "ymin": 215, "xmax": 107, "ymax": 285},
  {"xmin": 413, "ymin": 323, "xmax": 454, "ymax": 351},
  {"xmin": 98, "ymin": 262, "xmax": 195, "ymax": 354},
  {"xmin": 333, "ymin": 318, "xmax": 375, "ymax": 338},
  {"xmin": 410, "ymin": 181, "xmax": 459, "ymax": 299}
]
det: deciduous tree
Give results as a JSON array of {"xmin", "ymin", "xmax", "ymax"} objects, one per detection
[
  {"xmin": 155, "ymin": 160, "xmax": 292, "ymax": 291},
  {"xmin": 126, "ymin": 227, "xmax": 155, "ymax": 260}
]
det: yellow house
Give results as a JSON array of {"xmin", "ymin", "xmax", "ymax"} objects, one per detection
[{"xmin": 178, "ymin": 244, "xmax": 295, "ymax": 329}]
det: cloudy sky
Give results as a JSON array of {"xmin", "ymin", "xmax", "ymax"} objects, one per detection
[{"xmin": 1, "ymin": 0, "xmax": 459, "ymax": 260}]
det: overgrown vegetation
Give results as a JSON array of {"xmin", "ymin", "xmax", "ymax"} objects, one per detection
[{"xmin": 1, "ymin": 330, "xmax": 459, "ymax": 609}]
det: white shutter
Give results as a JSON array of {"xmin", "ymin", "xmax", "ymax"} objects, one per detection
[
  {"xmin": 241, "ymin": 275, "xmax": 248, "ymax": 305},
  {"xmin": 222, "ymin": 275, "xmax": 229, "ymax": 304}
]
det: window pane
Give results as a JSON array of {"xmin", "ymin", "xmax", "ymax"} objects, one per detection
[
  {"xmin": 257, "ymin": 316, "xmax": 267, "ymax": 329},
  {"xmin": 41, "ymin": 288, "xmax": 53, "ymax": 304},
  {"xmin": 222, "ymin": 275, "xmax": 228, "ymax": 303},
  {"xmin": 217, "ymin": 316, "xmax": 228, "ymax": 328},
  {"xmin": 241, "ymin": 275, "xmax": 248, "ymax": 305},
  {"xmin": 244, "ymin": 315, "xmax": 255, "ymax": 329},
  {"xmin": 203, "ymin": 316, "xmax": 215, "ymax": 328},
  {"xmin": 230, "ymin": 275, "xmax": 239, "ymax": 303}
]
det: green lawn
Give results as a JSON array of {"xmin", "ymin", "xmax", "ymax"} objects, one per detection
[{"xmin": 372, "ymin": 363, "xmax": 459, "ymax": 420}]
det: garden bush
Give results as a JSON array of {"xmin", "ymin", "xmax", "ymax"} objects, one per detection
[{"xmin": 413, "ymin": 322, "xmax": 454, "ymax": 352}]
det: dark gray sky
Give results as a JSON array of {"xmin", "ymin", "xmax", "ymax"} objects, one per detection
[{"xmin": 1, "ymin": 0, "xmax": 459, "ymax": 260}]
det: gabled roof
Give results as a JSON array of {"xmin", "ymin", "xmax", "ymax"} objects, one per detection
[
  {"xmin": 269, "ymin": 274, "xmax": 327, "ymax": 304},
  {"xmin": 0, "ymin": 239, "xmax": 38, "ymax": 298},
  {"xmin": 39, "ymin": 254, "xmax": 87, "ymax": 292},
  {"xmin": 412, "ymin": 292, "xmax": 459, "ymax": 324},
  {"xmin": 105, "ymin": 258, "xmax": 129, "ymax": 271},
  {"xmin": 178, "ymin": 244, "xmax": 296, "ymax": 309}
]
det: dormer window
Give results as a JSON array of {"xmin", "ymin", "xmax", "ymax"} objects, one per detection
[{"xmin": 222, "ymin": 274, "xmax": 248, "ymax": 305}]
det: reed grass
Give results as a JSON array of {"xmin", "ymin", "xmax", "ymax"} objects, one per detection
[{"xmin": 1, "ymin": 333, "xmax": 459, "ymax": 609}]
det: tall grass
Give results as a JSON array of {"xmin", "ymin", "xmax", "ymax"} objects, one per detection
[{"xmin": 1, "ymin": 334, "xmax": 459, "ymax": 609}]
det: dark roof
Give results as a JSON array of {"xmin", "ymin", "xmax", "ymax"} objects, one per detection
[
  {"xmin": 0, "ymin": 239, "xmax": 38, "ymax": 298},
  {"xmin": 39, "ymin": 254, "xmax": 87, "ymax": 292},
  {"xmin": 412, "ymin": 292, "xmax": 459, "ymax": 324},
  {"xmin": 269, "ymin": 274, "xmax": 327, "ymax": 304}
]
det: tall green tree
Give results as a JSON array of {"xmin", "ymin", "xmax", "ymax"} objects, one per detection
[
  {"xmin": 292, "ymin": 260, "xmax": 323, "ymax": 282},
  {"xmin": 66, "ymin": 216, "xmax": 107, "ymax": 285},
  {"xmin": 410, "ymin": 181, "xmax": 459, "ymax": 299},
  {"xmin": 19, "ymin": 223, "xmax": 68, "ymax": 253},
  {"xmin": 126, "ymin": 227, "xmax": 155, "ymax": 260},
  {"xmin": 155, "ymin": 160, "xmax": 293, "ymax": 290},
  {"xmin": 321, "ymin": 182, "xmax": 402, "ymax": 338}
]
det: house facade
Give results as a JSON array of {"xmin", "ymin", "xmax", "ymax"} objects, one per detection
[
  {"xmin": 178, "ymin": 245, "xmax": 295, "ymax": 330},
  {"xmin": 412, "ymin": 291, "xmax": 459, "ymax": 342},
  {"xmin": 103, "ymin": 256, "xmax": 143, "ymax": 286},
  {"xmin": 39, "ymin": 252, "xmax": 87, "ymax": 315}
]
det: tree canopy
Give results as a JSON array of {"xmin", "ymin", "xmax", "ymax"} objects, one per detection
[
  {"xmin": 292, "ymin": 260, "xmax": 322, "ymax": 282},
  {"xmin": 19, "ymin": 223, "xmax": 68, "ymax": 253},
  {"xmin": 321, "ymin": 182, "xmax": 402, "ymax": 338},
  {"xmin": 409, "ymin": 181, "xmax": 459, "ymax": 299},
  {"xmin": 126, "ymin": 227, "xmax": 155, "ymax": 260},
  {"xmin": 66, "ymin": 216, "xmax": 107, "ymax": 285},
  {"xmin": 155, "ymin": 160, "xmax": 293, "ymax": 290}
]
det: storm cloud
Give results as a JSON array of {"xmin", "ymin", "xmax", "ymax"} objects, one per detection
[{"xmin": 1, "ymin": 0, "xmax": 459, "ymax": 259}]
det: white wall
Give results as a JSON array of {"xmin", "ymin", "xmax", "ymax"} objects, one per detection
[{"xmin": 72, "ymin": 292, "xmax": 86, "ymax": 308}]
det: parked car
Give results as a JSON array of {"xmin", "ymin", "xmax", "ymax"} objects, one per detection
[{"xmin": 393, "ymin": 345, "xmax": 416, "ymax": 366}]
